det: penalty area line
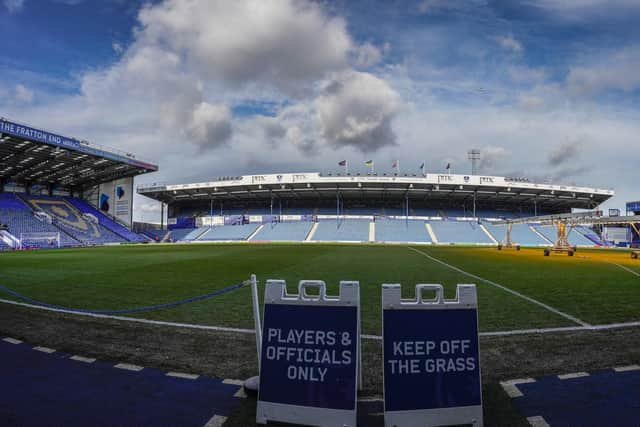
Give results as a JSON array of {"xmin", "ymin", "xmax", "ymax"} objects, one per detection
[{"xmin": 407, "ymin": 247, "xmax": 592, "ymax": 327}]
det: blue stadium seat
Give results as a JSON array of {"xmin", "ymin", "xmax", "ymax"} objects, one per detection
[
  {"xmin": 429, "ymin": 220, "xmax": 493, "ymax": 244},
  {"xmin": 168, "ymin": 228, "xmax": 198, "ymax": 242},
  {"xmin": 375, "ymin": 219, "xmax": 431, "ymax": 243},
  {"xmin": 197, "ymin": 224, "xmax": 259, "ymax": 241},
  {"xmin": 534, "ymin": 225, "xmax": 596, "ymax": 246},
  {"xmin": 252, "ymin": 222, "xmax": 312, "ymax": 241},
  {"xmin": 312, "ymin": 219, "xmax": 370, "ymax": 242},
  {"xmin": 486, "ymin": 223, "xmax": 550, "ymax": 245},
  {"xmin": 66, "ymin": 198, "xmax": 146, "ymax": 242},
  {"xmin": 20, "ymin": 195, "xmax": 126, "ymax": 245}
]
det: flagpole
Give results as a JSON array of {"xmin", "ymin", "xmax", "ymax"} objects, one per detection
[{"xmin": 346, "ymin": 161, "xmax": 349, "ymax": 175}]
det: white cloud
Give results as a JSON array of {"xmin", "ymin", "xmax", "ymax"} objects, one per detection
[
  {"xmin": 186, "ymin": 103, "xmax": 233, "ymax": 149},
  {"xmin": 112, "ymin": 41, "xmax": 124, "ymax": 55},
  {"xmin": 352, "ymin": 42, "xmax": 383, "ymax": 69},
  {"xmin": 315, "ymin": 71, "xmax": 402, "ymax": 152},
  {"xmin": 518, "ymin": 93, "xmax": 544, "ymax": 110},
  {"xmin": 495, "ymin": 35, "xmax": 523, "ymax": 53},
  {"xmin": 137, "ymin": 0, "xmax": 353, "ymax": 94},
  {"xmin": 528, "ymin": 0, "xmax": 640, "ymax": 19},
  {"xmin": 3, "ymin": 0, "xmax": 24, "ymax": 13},
  {"xmin": 566, "ymin": 46, "xmax": 640, "ymax": 96},
  {"xmin": 14, "ymin": 84, "xmax": 34, "ymax": 103},
  {"xmin": 508, "ymin": 66, "xmax": 545, "ymax": 84}
]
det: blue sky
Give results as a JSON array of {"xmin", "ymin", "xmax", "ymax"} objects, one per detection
[{"xmin": 2, "ymin": 0, "xmax": 640, "ymax": 219}]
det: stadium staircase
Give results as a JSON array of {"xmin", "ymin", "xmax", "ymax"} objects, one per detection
[{"xmin": 305, "ymin": 222, "xmax": 319, "ymax": 241}]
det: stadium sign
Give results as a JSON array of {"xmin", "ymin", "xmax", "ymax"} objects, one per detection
[
  {"xmin": 257, "ymin": 279, "xmax": 360, "ymax": 427},
  {"xmin": 0, "ymin": 118, "xmax": 157, "ymax": 171},
  {"xmin": 382, "ymin": 283, "xmax": 483, "ymax": 427},
  {"xmin": 1, "ymin": 118, "xmax": 81, "ymax": 150}
]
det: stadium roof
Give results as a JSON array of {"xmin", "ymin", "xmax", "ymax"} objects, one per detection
[
  {"xmin": 0, "ymin": 117, "xmax": 158, "ymax": 189},
  {"xmin": 138, "ymin": 172, "xmax": 614, "ymax": 211}
]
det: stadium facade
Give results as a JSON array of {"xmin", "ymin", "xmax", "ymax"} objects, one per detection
[
  {"xmin": 136, "ymin": 172, "xmax": 614, "ymax": 246},
  {"xmin": 0, "ymin": 117, "xmax": 157, "ymax": 249}
]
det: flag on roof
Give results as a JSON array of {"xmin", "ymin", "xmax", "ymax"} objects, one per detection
[
  {"xmin": 365, "ymin": 160, "xmax": 374, "ymax": 166},
  {"xmin": 419, "ymin": 162, "xmax": 425, "ymax": 170},
  {"xmin": 338, "ymin": 160, "xmax": 347, "ymax": 166},
  {"xmin": 392, "ymin": 160, "xmax": 398, "ymax": 168},
  {"xmin": 446, "ymin": 162, "xmax": 451, "ymax": 170}
]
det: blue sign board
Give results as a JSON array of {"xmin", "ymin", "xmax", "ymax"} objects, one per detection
[
  {"xmin": 259, "ymin": 304, "xmax": 358, "ymax": 409},
  {"xmin": 382, "ymin": 284, "xmax": 483, "ymax": 426},
  {"xmin": 383, "ymin": 309, "xmax": 481, "ymax": 411},
  {"xmin": 0, "ymin": 119, "xmax": 81, "ymax": 150},
  {"xmin": 256, "ymin": 280, "xmax": 360, "ymax": 426},
  {"xmin": 626, "ymin": 201, "xmax": 640, "ymax": 214}
]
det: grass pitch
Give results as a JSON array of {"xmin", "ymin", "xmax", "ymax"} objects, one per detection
[{"xmin": 0, "ymin": 243, "xmax": 638, "ymax": 334}]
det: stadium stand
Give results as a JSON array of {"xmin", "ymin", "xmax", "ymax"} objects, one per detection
[
  {"xmin": 312, "ymin": 219, "xmax": 370, "ymax": 242},
  {"xmin": 486, "ymin": 223, "xmax": 550, "ymax": 246},
  {"xmin": 0, "ymin": 193, "xmax": 80, "ymax": 247},
  {"xmin": 20, "ymin": 195, "xmax": 126, "ymax": 246},
  {"xmin": 534, "ymin": 225, "xmax": 595, "ymax": 246},
  {"xmin": 197, "ymin": 224, "xmax": 259, "ymax": 241},
  {"xmin": 429, "ymin": 220, "xmax": 494, "ymax": 244},
  {"xmin": 576, "ymin": 226, "xmax": 604, "ymax": 245},
  {"xmin": 66, "ymin": 198, "xmax": 146, "ymax": 242},
  {"xmin": 142, "ymin": 229, "xmax": 169, "ymax": 242},
  {"xmin": 252, "ymin": 221, "xmax": 313, "ymax": 241},
  {"xmin": 375, "ymin": 219, "xmax": 431, "ymax": 243},
  {"xmin": 411, "ymin": 208, "xmax": 440, "ymax": 216},
  {"xmin": 167, "ymin": 228, "xmax": 197, "ymax": 242}
]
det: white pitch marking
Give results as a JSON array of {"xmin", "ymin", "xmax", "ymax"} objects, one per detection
[
  {"xmin": 408, "ymin": 246, "xmax": 592, "ymax": 327},
  {"xmin": 70, "ymin": 355, "xmax": 96, "ymax": 363},
  {"xmin": 203, "ymin": 414, "xmax": 227, "ymax": 427},
  {"xmin": 33, "ymin": 346, "xmax": 55, "ymax": 353},
  {"xmin": 114, "ymin": 363, "xmax": 144, "ymax": 372},
  {"xmin": 500, "ymin": 378, "xmax": 536, "ymax": 398},
  {"xmin": 558, "ymin": 372, "xmax": 589, "ymax": 380},
  {"xmin": 166, "ymin": 372, "xmax": 199, "ymax": 380},
  {"xmin": 527, "ymin": 415, "xmax": 550, "ymax": 427},
  {"xmin": 222, "ymin": 379, "xmax": 244, "ymax": 386},
  {"xmin": 614, "ymin": 365, "xmax": 640, "ymax": 372},
  {"xmin": 233, "ymin": 388, "xmax": 247, "ymax": 398},
  {"xmin": 3, "ymin": 297, "xmax": 640, "ymax": 339},
  {"xmin": 2, "ymin": 337, "xmax": 22, "ymax": 344},
  {"xmin": 609, "ymin": 262, "xmax": 640, "ymax": 277}
]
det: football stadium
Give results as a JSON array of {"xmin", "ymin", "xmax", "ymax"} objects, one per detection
[{"xmin": 1, "ymin": 116, "xmax": 639, "ymax": 426}]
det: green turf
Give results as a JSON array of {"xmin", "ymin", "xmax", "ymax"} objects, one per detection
[{"xmin": 0, "ymin": 243, "xmax": 638, "ymax": 334}]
